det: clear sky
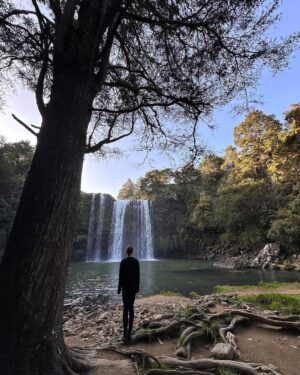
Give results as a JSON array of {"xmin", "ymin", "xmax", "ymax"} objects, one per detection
[{"xmin": 0, "ymin": 0, "xmax": 299, "ymax": 198}]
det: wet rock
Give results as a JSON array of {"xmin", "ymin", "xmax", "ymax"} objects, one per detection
[{"xmin": 250, "ymin": 243, "xmax": 280, "ymax": 269}]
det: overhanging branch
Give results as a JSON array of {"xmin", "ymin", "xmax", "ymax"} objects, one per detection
[{"xmin": 12, "ymin": 114, "xmax": 39, "ymax": 137}]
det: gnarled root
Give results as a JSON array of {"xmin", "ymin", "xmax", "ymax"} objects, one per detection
[
  {"xmin": 96, "ymin": 345, "xmax": 162, "ymax": 371},
  {"xmin": 66, "ymin": 347, "xmax": 95, "ymax": 373},
  {"xmin": 217, "ymin": 316, "xmax": 247, "ymax": 356},
  {"xmin": 132, "ymin": 319, "xmax": 203, "ymax": 343},
  {"xmin": 157, "ymin": 356, "xmax": 282, "ymax": 375},
  {"xmin": 146, "ymin": 370, "xmax": 214, "ymax": 375},
  {"xmin": 208, "ymin": 309, "xmax": 300, "ymax": 330},
  {"xmin": 175, "ymin": 326, "xmax": 206, "ymax": 360}
]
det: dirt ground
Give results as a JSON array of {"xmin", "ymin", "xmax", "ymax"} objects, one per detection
[
  {"xmin": 65, "ymin": 294, "xmax": 300, "ymax": 375},
  {"xmin": 237, "ymin": 323, "xmax": 300, "ymax": 375}
]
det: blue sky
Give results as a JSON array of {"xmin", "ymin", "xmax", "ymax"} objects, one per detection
[{"xmin": 0, "ymin": 0, "xmax": 299, "ymax": 198}]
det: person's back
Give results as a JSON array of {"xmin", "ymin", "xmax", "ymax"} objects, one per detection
[
  {"xmin": 118, "ymin": 246, "xmax": 140, "ymax": 343},
  {"xmin": 118, "ymin": 256, "xmax": 140, "ymax": 295}
]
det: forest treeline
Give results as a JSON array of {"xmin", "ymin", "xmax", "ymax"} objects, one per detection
[
  {"xmin": 0, "ymin": 137, "xmax": 34, "ymax": 255},
  {"xmin": 118, "ymin": 105, "xmax": 300, "ymax": 254},
  {"xmin": 1, "ymin": 105, "xmax": 299, "ymax": 258}
]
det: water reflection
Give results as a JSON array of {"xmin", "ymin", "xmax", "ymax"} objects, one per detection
[{"xmin": 66, "ymin": 259, "xmax": 300, "ymax": 304}]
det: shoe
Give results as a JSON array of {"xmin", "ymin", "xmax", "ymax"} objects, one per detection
[{"xmin": 126, "ymin": 332, "xmax": 132, "ymax": 343}]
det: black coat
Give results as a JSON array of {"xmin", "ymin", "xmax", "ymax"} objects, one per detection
[{"xmin": 118, "ymin": 256, "xmax": 140, "ymax": 295}]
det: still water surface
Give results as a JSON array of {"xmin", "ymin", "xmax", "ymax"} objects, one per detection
[{"xmin": 66, "ymin": 259, "xmax": 300, "ymax": 304}]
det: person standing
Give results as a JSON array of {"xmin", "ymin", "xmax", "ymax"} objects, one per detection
[{"xmin": 118, "ymin": 246, "xmax": 140, "ymax": 343}]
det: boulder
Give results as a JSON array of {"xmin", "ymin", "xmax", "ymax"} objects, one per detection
[
  {"xmin": 211, "ymin": 343, "xmax": 235, "ymax": 359},
  {"xmin": 250, "ymin": 243, "xmax": 280, "ymax": 269}
]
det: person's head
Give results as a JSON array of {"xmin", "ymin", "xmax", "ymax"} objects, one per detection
[{"xmin": 126, "ymin": 246, "xmax": 133, "ymax": 256}]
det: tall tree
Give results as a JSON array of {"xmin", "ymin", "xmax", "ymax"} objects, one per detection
[
  {"xmin": 221, "ymin": 111, "xmax": 282, "ymax": 184},
  {"xmin": 0, "ymin": 1, "xmax": 297, "ymax": 374},
  {"xmin": 137, "ymin": 168, "xmax": 173, "ymax": 199},
  {"xmin": 270, "ymin": 104, "xmax": 300, "ymax": 194},
  {"xmin": 117, "ymin": 178, "xmax": 137, "ymax": 199}
]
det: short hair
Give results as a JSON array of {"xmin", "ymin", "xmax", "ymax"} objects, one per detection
[{"xmin": 126, "ymin": 246, "xmax": 133, "ymax": 255}]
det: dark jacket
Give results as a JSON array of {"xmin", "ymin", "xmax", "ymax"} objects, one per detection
[{"xmin": 118, "ymin": 256, "xmax": 140, "ymax": 295}]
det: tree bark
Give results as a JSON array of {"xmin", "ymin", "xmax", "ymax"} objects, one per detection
[{"xmin": 0, "ymin": 75, "xmax": 94, "ymax": 374}]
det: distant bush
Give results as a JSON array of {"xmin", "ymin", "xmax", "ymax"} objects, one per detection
[
  {"xmin": 159, "ymin": 290, "xmax": 182, "ymax": 297},
  {"xmin": 189, "ymin": 291, "xmax": 200, "ymax": 299},
  {"xmin": 238, "ymin": 293, "xmax": 300, "ymax": 314}
]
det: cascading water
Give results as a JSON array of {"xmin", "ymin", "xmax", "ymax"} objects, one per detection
[
  {"xmin": 140, "ymin": 200, "xmax": 154, "ymax": 260},
  {"xmin": 86, "ymin": 194, "xmax": 95, "ymax": 261},
  {"xmin": 108, "ymin": 199, "xmax": 154, "ymax": 260},
  {"xmin": 94, "ymin": 193, "xmax": 106, "ymax": 261},
  {"xmin": 108, "ymin": 200, "xmax": 130, "ymax": 260}
]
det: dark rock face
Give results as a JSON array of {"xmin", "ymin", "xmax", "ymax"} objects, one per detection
[{"xmin": 72, "ymin": 193, "xmax": 115, "ymax": 261}]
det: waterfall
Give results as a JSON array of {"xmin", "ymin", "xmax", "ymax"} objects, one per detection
[
  {"xmin": 141, "ymin": 200, "xmax": 154, "ymax": 260},
  {"xmin": 108, "ymin": 199, "xmax": 154, "ymax": 260},
  {"xmin": 108, "ymin": 200, "xmax": 130, "ymax": 260},
  {"xmin": 86, "ymin": 194, "xmax": 95, "ymax": 261},
  {"xmin": 94, "ymin": 193, "xmax": 106, "ymax": 261}
]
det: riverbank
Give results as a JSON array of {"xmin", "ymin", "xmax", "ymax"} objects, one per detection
[
  {"xmin": 63, "ymin": 284, "xmax": 300, "ymax": 375},
  {"xmin": 190, "ymin": 242, "xmax": 300, "ymax": 271}
]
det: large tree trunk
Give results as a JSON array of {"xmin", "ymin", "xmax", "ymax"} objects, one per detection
[{"xmin": 0, "ymin": 76, "xmax": 94, "ymax": 374}]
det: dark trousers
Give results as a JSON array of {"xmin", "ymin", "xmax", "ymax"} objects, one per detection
[{"xmin": 122, "ymin": 291, "xmax": 136, "ymax": 336}]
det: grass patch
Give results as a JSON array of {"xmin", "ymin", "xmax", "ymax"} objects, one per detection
[
  {"xmin": 189, "ymin": 291, "xmax": 200, "ymax": 299},
  {"xmin": 214, "ymin": 281, "xmax": 300, "ymax": 294},
  {"xmin": 203, "ymin": 321, "xmax": 218, "ymax": 342},
  {"xmin": 238, "ymin": 293, "xmax": 300, "ymax": 314},
  {"xmin": 218, "ymin": 367, "xmax": 240, "ymax": 375},
  {"xmin": 159, "ymin": 290, "xmax": 182, "ymax": 297}
]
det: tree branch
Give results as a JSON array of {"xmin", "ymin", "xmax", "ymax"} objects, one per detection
[
  {"xmin": 85, "ymin": 118, "xmax": 135, "ymax": 154},
  {"xmin": 12, "ymin": 114, "xmax": 38, "ymax": 137}
]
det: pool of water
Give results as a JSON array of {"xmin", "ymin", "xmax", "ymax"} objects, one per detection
[{"xmin": 66, "ymin": 259, "xmax": 300, "ymax": 304}]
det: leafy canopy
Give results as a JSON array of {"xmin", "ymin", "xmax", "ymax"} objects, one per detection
[{"xmin": 0, "ymin": 0, "xmax": 298, "ymax": 161}]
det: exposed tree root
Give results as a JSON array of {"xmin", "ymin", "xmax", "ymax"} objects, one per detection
[
  {"xmin": 96, "ymin": 345, "xmax": 162, "ymax": 369},
  {"xmin": 69, "ymin": 303, "xmax": 300, "ymax": 375},
  {"xmin": 66, "ymin": 347, "xmax": 95, "ymax": 373},
  {"xmin": 157, "ymin": 356, "xmax": 282, "ymax": 375},
  {"xmin": 266, "ymin": 314, "xmax": 300, "ymax": 321},
  {"xmin": 146, "ymin": 369, "xmax": 214, "ymax": 375},
  {"xmin": 132, "ymin": 319, "xmax": 203, "ymax": 343},
  {"xmin": 208, "ymin": 309, "xmax": 300, "ymax": 330},
  {"xmin": 217, "ymin": 315, "xmax": 247, "ymax": 357}
]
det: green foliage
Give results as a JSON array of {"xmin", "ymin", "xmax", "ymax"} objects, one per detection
[
  {"xmin": 202, "ymin": 321, "xmax": 218, "ymax": 342},
  {"xmin": 115, "ymin": 106, "xmax": 300, "ymax": 256},
  {"xmin": 189, "ymin": 291, "xmax": 200, "ymax": 299},
  {"xmin": 215, "ymin": 181, "xmax": 277, "ymax": 244},
  {"xmin": 214, "ymin": 281, "xmax": 300, "ymax": 293},
  {"xmin": 232, "ymin": 111, "xmax": 282, "ymax": 182},
  {"xmin": 270, "ymin": 104, "xmax": 300, "ymax": 194},
  {"xmin": 198, "ymin": 154, "xmax": 225, "ymax": 191},
  {"xmin": 268, "ymin": 185, "xmax": 300, "ymax": 248},
  {"xmin": 137, "ymin": 169, "xmax": 174, "ymax": 200},
  {"xmin": 0, "ymin": 138, "xmax": 34, "ymax": 255},
  {"xmin": 191, "ymin": 192, "xmax": 216, "ymax": 232},
  {"xmin": 159, "ymin": 290, "xmax": 182, "ymax": 297},
  {"xmin": 183, "ymin": 305, "xmax": 195, "ymax": 319},
  {"xmin": 238, "ymin": 293, "xmax": 300, "ymax": 314}
]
